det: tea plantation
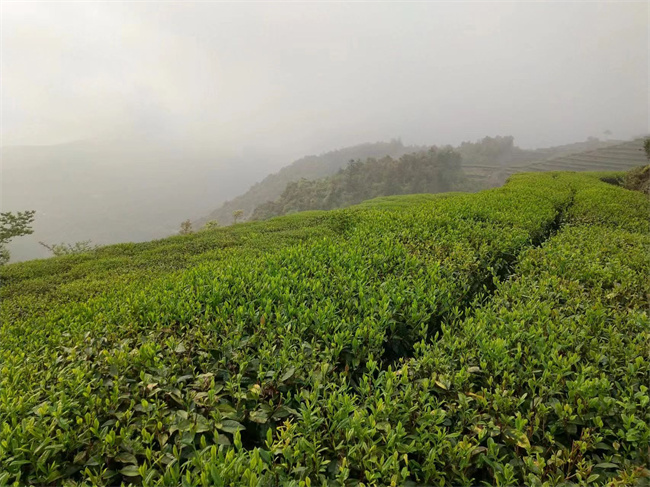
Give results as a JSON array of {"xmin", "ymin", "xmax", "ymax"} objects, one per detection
[{"xmin": 1, "ymin": 171, "xmax": 648, "ymax": 486}]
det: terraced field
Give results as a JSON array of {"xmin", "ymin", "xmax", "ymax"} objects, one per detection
[
  {"xmin": 501, "ymin": 139, "xmax": 648, "ymax": 179},
  {"xmin": 464, "ymin": 139, "xmax": 648, "ymax": 187},
  {"xmin": 1, "ymin": 171, "xmax": 649, "ymax": 486}
]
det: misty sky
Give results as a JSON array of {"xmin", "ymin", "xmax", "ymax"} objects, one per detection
[{"xmin": 3, "ymin": 1, "xmax": 648, "ymax": 162}]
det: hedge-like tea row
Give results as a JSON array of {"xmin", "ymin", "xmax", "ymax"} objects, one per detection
[
  {"xmin": 247, "ymin": 182, "xmax": 648, "ymax": 486},
  {"xmin": 1, "ymin": 172, "xmax": 647, "ymax": 486}
]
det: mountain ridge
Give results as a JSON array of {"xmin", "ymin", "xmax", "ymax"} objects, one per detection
[
  {"xmin": 194, "ymin": 139, "xmax": 420, "ymax": 226},
  {"xmin": 198, "ymin": 136, "xmax": 626, "ymax": 227}
]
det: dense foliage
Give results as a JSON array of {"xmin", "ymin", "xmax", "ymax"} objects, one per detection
[
  {"xmin": 198, "ymin": 136, "xmax": 617, "ymax": 227},
  {"xmin": 0, "ymin": 210, "xmax": 35, "ymax": 265},
  {"xmin": 1, "ymin": 171, "xmax": 648, "ymax": 486},
  {"xmin": 456, "ymin": 136, "xmax": 520, "ymax": 166},
  {"xmin": 197, "ymin": 140, "xmax": 418, "ymax": 226},
  {"xmin": 251, "ymin": 147, "xmax": 466, "ymax": 220}
]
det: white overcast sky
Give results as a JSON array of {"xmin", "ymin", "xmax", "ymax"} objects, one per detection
[{"xmin": 2, "ymin": 1, "xmax": 648, "ymax": 156}]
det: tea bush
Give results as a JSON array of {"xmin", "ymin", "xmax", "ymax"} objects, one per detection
[{"xmin": 1, "ymin": 172, "xmax": 648, "ymax": 486}]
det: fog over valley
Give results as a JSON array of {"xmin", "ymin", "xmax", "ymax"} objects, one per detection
[{"xmin": 2, "ymin": 2, "xmax": 647, "ymax": 261}]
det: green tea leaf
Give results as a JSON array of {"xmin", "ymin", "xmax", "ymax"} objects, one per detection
[{"xmin": 120, "ymin": 465, "xmax": 141, "ymax": 477}]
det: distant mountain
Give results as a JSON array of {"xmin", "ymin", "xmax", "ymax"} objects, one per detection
[
  {"xmin": 198, "ymin": 136, "xmax": 625, "ymax": 227},
  {"xmin": 195, "ymin": 139, "xmax": 423, "ymax": 226},
  {"xmin": 250, "ymin": 147, "xmax": 466, "ymax": 220}
]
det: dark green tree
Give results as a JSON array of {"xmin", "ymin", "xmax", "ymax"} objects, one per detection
[
  {"xmin": 0, "ymin": 210, "xmax": 35, "ymax": 265},
  {"xmin": 251, "ymin": 147, "xmax": 467, "ymax": 220}
]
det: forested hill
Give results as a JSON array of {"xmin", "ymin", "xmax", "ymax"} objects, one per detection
[
  {"xmin": 251, "ymin": 147, "xmax": 466, "ymax": 220},
  {"xmin": 197, "ymin": 136, "xmax": 619, "ymax": 227},
  {"xmin": 196, "ymin": 139, "xmax": 421, "ymax": 226}
]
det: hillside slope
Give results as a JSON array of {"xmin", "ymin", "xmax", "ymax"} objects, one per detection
[
  {"xmin": 197, "ymin": 136, "xmax": 619, "ymax": 227},
  {"xmin": 195, "ymin": 139, "xmax": 420, "ymax": 226},
  {"xmin": 494, "ymin": 138, "xmax": 648, "ymax": 184},
  {"xmin": 250, "ymin": 147, "xmax": 467, "ymax": 220},
  {"xmin": 2, "ymin": 170, "xmax": 648, "ymax": 486}
]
